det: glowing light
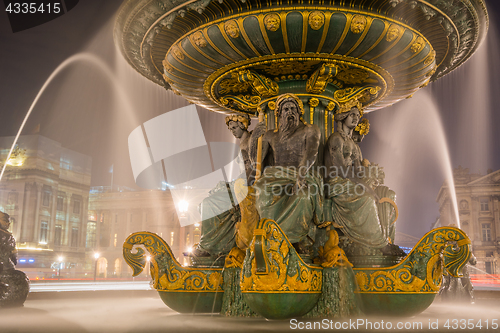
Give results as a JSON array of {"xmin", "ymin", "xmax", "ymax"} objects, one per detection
[
  {"xmin": 194, "ymin": 223, "xmax": 200, "ymax": 227},
  {"xmin": 178, "ymin": 200, "xmax": 189, "ymax": 213},
  {"xmin": 94, "ymin": 252, "xmax": 100, "ymax": 259},
  {"xmin": 58, "ymin": 256, "xmax": 63, "ymax": 262},
  {"xmin": 146, "ymin": 256, "xmax": 151, "ymax": 262},
  {"xmin": 187, "ymin": 247, "xmax": 193, "ymax": 253}
]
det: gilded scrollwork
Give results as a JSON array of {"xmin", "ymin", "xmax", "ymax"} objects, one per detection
[
  {"xmin": 241, "ymin": 219, "xmax": 322, "ymax": 293},
  {"xmin": 220, "ymin": 94, "xmax": 262, "ymax": 111},
  {"xmin": 336, "ymin": 68, "xmax": 378, "ymax": 85},
  {"xmin": 123, "ymin": 232, "xmax": 224, "ymax": 292},
  {"xmin": 308, "ymin": 11, "xmax": 325, "ymax": 30},
  {"xmin": 306, "ymin": 63, "xmax": 338, "ymax": 94},
  {"xmin": 354, "ymin": 227, "xmax": 471, "ymax": 293}
]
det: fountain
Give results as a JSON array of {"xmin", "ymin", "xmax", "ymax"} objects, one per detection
[{"xmin": 114, "ymin": 0, "xmax": 488, "ymax": 319}]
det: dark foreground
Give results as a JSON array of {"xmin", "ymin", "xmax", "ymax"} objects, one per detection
[{"xmin": 1, "ymin": 290, "xmax": 499, "ymax": 333}]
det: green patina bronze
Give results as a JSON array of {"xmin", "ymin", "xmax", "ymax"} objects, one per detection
[{"xmin": 117, "ymin": 0, "xmax": 487, "ymax": 320}]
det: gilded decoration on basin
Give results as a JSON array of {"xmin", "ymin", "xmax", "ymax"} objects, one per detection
[
  {"xmin": 386, "ymin": 24, "xmax": 403, "ymax": 42},
  {"xmin": 315, "ymin": 230, "xmax": 353, "ymax": 268},
  {"xmin": 351, "ymin": 15, "xmax": 367, "ymax": 34},
  {"xmin": 191, "ymin": 31, "xmax": 207, "ymax": 48},
  {"xmin": 308, "ymin": 11, "xmax": 325, "ymax": 30},
  {"xmin": 170, "ymin": 45, "xmax": 184, "ymax": 60},
  {"xmin": 225, "ymin": 20, "xmax": 240, "ymax": 38},
  {"xmin": 204, "ymin": 54, "xmax": 393, "ymax": 114},
  {"xmin": 225, "ymin": 247, "xmax": 246, "ymax": 269},
  {"xmin": 162, "ymin": 59, "xmax": 173, "ymax": 73},
  {"xmin": 264, "ymin": 13, "xmax": 281, "ymax": 32},
  {"xmin": 306, "ymin": 63, "xmax": 338, "ymax": 94},
  {"xmin": 254, "ymin": 61, "xmax": 319, "ymax": 77},
  {"xmin": 241, "ymin": 219, "xmax": 322, "ymax": 293},
  {"xmin": 219, "ymin": 72, "xmax": 251, "ymax": 95},
  {"xmin": 424, "ymin": 50, "xmax": 436, "ymax": 66},
  {"xmin": 354, "ymin": 227, "xmax": 471, "ymax": 293},
  {"xmin": 336, "ymin": 67, "xmax": 378, "ymax": 85},
  {"xmin": 123, "ymin": 232, "xmax": 224, "ymax": 292},
  {"xmin": 411, "ymin": 36, "xmax": 426, "ymax": 53}
]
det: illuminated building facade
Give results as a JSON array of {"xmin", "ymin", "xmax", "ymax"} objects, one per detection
[
  {"xmin": 88, "ymin": 186, "xmax": 201, "ymax": 278},
  {"xmin": 437, "ymin": 166, "xmax": 500, "ymax": 274},
  {"xmin": 0, "ymin": 134, "xmax": 201, "ymax": 279},
  {"xmin": 0, "ymin": 135, "xmax": 92, "ymax": 279}
]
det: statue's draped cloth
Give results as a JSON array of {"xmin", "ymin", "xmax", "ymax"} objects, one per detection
[
  {"xmin": 325, "ymin": 177, "xmax": 396, "ymax": 248},
  {"xmin": 254, "ymin": 167, "xmax": 323, "ymax": 244},
  {"xmin": 198, "ymin": 182, "xmax": 239, "ymax": 256}
]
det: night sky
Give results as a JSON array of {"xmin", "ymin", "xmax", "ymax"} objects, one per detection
[{"xmin": 0, "ymin": 0, "xmax": 499, "ymax": 239}]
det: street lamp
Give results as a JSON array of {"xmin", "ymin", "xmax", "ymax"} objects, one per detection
[
  {"xmin": 58, "ymin": 256, "xmax": 63, "ymax": 280},
  {"xmin": 94, "ymin": 252, "xmax": 100, "ymax": 282}
]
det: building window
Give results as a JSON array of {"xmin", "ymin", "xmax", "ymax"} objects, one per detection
[
  {"xmin": 480, "ymin": 198, "xmax": 489, "ymax": 211},
  {"xmin": 86, "ymin": 222, "xmax": 96, "ymax": 248},
  {"xmin": 57, "ymin": 197, "xmax": 64, "ymax": 211},
  {"xmin": 485, "ymin": 262, "xmax": 493, "ymax": 274},
  {"xmin": 170, "ymin": 232, "xmax": 174, "ymax": 246},
  {"xmin": 54, "ymin": 225, "xmax": 62, "ymax": 246},
  {"xmin": 39, "ymin": 221, "xmax": 48, "ymax": 244},
  {"xmin": 71, "ymin": 227, "xmax": 79, "ymax": 247},
  {"xmin": 73, "ymin": 200, "xmax": 80, "ymax": 214},
  {"xmin": 482, "ymin": 223, "xmax": 492, "ymax": 242},
  {"xmin": 42, "ymin": 192, "xmax": 50, "ymax": 207},
  {"xmin": 113, "ymin": 233, "xmax": 117, "ymax": 247}
]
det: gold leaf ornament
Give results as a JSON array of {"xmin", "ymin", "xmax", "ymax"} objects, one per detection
[
  {"xmin": 308, "ymin": 11, "xmax": 325, "ymax": 30},
  {"xmin": 351, "ymin": 15, "xmax": 367, "ymax": 34},
  {"xmin": 386, "ymin": 24, "xmax": 403, "ymax": 42},
  {"xmin": 191, "ymin": 31, "xmax": 207, "ymax": 48},
  {"xmin": 225, "ymin": 20, "xmax": 240, "ymax": 38},
  {"xmin": 264, "ymin": 13, "xmax": 281, "ymax": 32}
]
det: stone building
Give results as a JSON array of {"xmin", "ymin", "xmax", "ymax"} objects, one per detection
[
  {"xmin": 0, "ymin": 135, "xmax": 92, "ymax": 279},
  {"xmin": 436, "ymin": 166, "xmax": 500, "ymax": 274},
  {"xmin": 88, "ymin": 186, "xmax": 201, "ymax": 278}
]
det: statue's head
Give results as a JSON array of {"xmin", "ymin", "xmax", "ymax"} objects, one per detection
[
  {"xmin": 275, "ymin": 94, "xmax": 304, "ymax": 133},
  {"xmin": 335, "ymin": 99, "xmax": 364, "ymax": 130},
  {"xmin": 0, "ymin": 211, "xmax": 10, "ymax": 231},
  {"xmin": 225, "ymin": 114, "xmax": 250, "ymax": 139}
]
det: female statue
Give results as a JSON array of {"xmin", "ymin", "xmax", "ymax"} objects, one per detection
[{"xmin": 323, "ymin": 101, "xmax": 397, "ymax": 249}]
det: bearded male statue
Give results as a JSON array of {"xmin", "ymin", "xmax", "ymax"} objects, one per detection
[{"xmin": 250, "ymin": 94, "xmax": 323, "ymax": 252}]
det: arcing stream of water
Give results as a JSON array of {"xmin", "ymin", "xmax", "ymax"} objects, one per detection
[{"xmin": 0, "ymin": 52, "xmax": 136, "ymax": 182}]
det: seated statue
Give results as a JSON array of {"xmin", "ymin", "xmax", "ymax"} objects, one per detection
[
  {"xmin": 251, "ymin": 94, "xmax": 323, "ymax": 251},
  {"xmin": 0, "ymin": 211, "xmax": 29, "ymax": 307},
  {"xmin": 194, "ymin": 114, "xmax": 258, "ymax": 257},
  {"xmin": 323, "ymin": 100, "xmax": 397, "ymax": 250}
]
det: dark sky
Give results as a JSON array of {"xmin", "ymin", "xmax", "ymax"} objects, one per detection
[{"xmin": 1, "ymin": 0, "xmax": 499, "ymax": 239}]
